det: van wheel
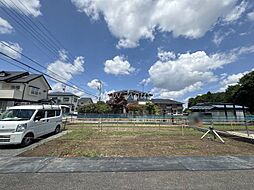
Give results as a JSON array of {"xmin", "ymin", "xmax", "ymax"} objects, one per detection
[
  {"xmin": 54, "ymin": 125, "xmax": 61, "ymax": 134},
  {"xmin": 21, "ymin": 133, "xmax": 34, "ymax": 147}
]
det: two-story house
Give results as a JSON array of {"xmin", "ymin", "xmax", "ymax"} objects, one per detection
[
  {"xmin": 0, "ymin": 71, "xmax": 51, "ymax": 112},
  {"xmin": 48, "ymin": 92, "xmax": 80, "ymax": 113}
]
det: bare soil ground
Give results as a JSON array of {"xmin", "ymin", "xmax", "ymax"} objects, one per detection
[{"xmin": 20, "ymin": 124, "xmax": 254, "ymax": 157}]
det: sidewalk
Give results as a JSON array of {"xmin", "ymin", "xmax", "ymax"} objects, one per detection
[{"xmin": 0, "ymin": 156, "xmax": 254, "ymax": 173}]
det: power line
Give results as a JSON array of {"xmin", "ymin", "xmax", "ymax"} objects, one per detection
[
  {"xmin": 0, "ymin": 41, "xmax": 93, "ymax": 94},
  {"xmin": 1, "ymin": 0, "xmax": 100, "ymax": 90},
  {"xmin": 4, "ymin": 0, "xmax": 98, "ymax": 80},
  {"xmin": 10, "ymin": 0, "xmax": 99, "ymax": 77},
  {"xmin": 0, "ymin": 56, "xmax": 30, "ymax": 72},
  {"xmin": 0, "ymin": 51, "xmax": 97, "ymax": 97},
  {"xmin": 0, "ymin": 0, "xmax": 60, "ymax": 60}
]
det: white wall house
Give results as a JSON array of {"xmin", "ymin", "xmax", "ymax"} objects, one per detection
[
  {"xmin": 0, "ymin": 71, "xmax": 51, "ymax": 112},
  {"xmin": 48, "ymin": 92, "xmax": 80, "ymax": 113}
]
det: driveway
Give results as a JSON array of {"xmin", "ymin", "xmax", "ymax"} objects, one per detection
[{"xmin": 0, "ymin": 131, "xmax": 68, "ymax": 157}]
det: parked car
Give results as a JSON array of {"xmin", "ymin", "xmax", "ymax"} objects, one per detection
[{"xmin": 0, "ymin": 105, "xmax": 62, "ymax": 147}]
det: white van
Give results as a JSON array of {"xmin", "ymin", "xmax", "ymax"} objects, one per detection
[{"xmin": 0, "ymin": 105, "xmax": 62, "ymax": 147}]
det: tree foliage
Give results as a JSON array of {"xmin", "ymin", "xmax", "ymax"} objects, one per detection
[
  {"xmin": 127, "ymin": 103, "xmax": 162, "ymax": 115},
  {"xmin": 188, "ymin": 71, "xmax": 254, "ymax": 113},
  {"xmin": 78, "ymin": 101, "xmax": 112, "ymax": 114}
]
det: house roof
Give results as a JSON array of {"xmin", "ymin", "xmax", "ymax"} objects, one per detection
[
  {"xmin": 0, "ymin": 71, "xmax": 28, "ymax": 81},
  {"xmin": 108, "ymin": 90, "xmax": 153, "ymax": 96},
  {"xmin": 189, "ymin": 103, "xmax": 247, "ymax": 110},
  {"xmin": 0, "ymin": 71, "xmax": 51, "ymax": 89},
  {"xmin": 152, "ymin": 99, "xmax": 183, "ymax": 105},
  {"xmin": 78, "ymin": 97, "xmax": 93, "ymax": 103},
  {"xmin": 48, "ymin": 91, "xmax": 80, "ymax": 97}
]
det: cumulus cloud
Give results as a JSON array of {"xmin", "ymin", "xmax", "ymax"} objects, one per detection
[
  {"xmin": 222, "ymin": 0, "xmax": 248, "ymax": 23},
  {"xmin": 0, "ymin": 17, "xmax": 13, "ymax": 34},
  {"xmin": 71, "ymin": 0, "xmax": 241, "ymax": 48},
  {"xmin": 87, "ymin": 79, "xmax": 102, "ymax": 89},
  {"xmin": 219, "ymin": 69, "xmax": 254, "ymax": 91},
  {"xmin": 139, "ymin": 78, "xmax": 150, "ymax": 86},
  {"xmin": 157, "ymin": 48, "xmax": 176, "ymax": 61},
  {"xmin": 104, "ymin": 55, "xmax": 135, "ymax": 75},
  {"xmin": 0, "ymin": 41, "xmax": 22, "ymax": 59},
  {"xmin": 47, "ymin": 50, "xmax": 85, "ymax": 94},
  {"xmin": 152, "ymin": 82, "xmax": 203, "ymax": 100},
  {"xmin": 148, "ymin": 45, "xmax": 254, "ymax": 99},
  {"xmin": 0, "ymin": 0, "xmax": 41, "ymax": 17}
]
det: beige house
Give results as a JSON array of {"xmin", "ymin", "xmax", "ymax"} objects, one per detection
[{"xmin": 0, "ymin": 71, "xmax": 51, "ymax": 112}]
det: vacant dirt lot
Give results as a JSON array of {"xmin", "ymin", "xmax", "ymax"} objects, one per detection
[{"xmin": 20, "ymin": 123, "xmax": 254, "ymax": 157}]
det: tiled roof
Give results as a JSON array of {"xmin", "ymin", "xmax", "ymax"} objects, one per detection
[
  {"xmin": 152, "ymin": 99, "xmax": 183, "ymax": 105},
  {"xmin": 108, "ymin": 90, "xmax": 153, "ymax": 96},
  {"xmin": 0, "ymin": 71, "xmax": 51, "ymax": 89},
  {"xmin": 48, "ymin": 91, "xmax": 80, "ymax": 97}
]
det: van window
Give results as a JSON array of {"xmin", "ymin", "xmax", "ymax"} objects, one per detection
[
  {"xmin": 56, "ymin": 110, "xmax": 61, "ymax": 116},
  {"xmin": 34, "ymin": 110, "xmax": 45, "ymax": 121},
  {"xmin": 0, "ymin": 109, "xmax": 35, "ymax": 121},
  {"xmin": 47, "ymin": 110, "xmax": 55, "ymax": 118}
]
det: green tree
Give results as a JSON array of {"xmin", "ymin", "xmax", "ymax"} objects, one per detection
[
  {"xmin": 95, "ymin": 101, "xmax": 112, "ymax": 114},
  {"xmin": 127, "ymin": 103, "xmax": 145, "ymax": 115},
  {"xmin": 233, "ymin": 71, "xmax": 254, "ymax": 113},
  {"xmin": 78, "ymin": 101, "xmax": 112, "ymax": 114},
  {"xmin": 187, "ymin": 71, "xmax": 254, "ymax": 113}
]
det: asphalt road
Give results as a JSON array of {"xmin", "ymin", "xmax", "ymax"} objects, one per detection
[{"xmin": 1, "ymin": 170, "xmax": 254, "ymax": 190}]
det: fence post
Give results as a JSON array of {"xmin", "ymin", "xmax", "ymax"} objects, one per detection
[{"xmin": 245, "ymin": 119, "xmax": 250, "ymax": 136}]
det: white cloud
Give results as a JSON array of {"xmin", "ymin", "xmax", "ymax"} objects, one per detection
[
  {"xmin": 0, "ymin": 0, "xmax": 41, "ymax": 17},
  {"xmin": 148, "ymin": 45, "xmax": 254, "ymax": 99},
  {"xmin": 152, "ymin": 82, "xmax": 203, "ymax": 100},
  {"xmin": 47, "ymin": 50, "xmax": 85, "ymax": 94},
  {"xmin": 0, "ymin": 41, "xmax": 22, "ymax": 59},
  {"xmin": 157, "ymin": 48, "xmax": 176, "ymax": 61},
  {"xmin": 104, "ymin": 55, "xmax": 135, "ymax": 75},
  {"xmin": 248, "ymin": 10, "xmax": 254, "ymax": 21},
  {"xmin": 72, "ymin": 0, "xmax": 240, "ymax": 48},
  {"xmin": 223, "ymin": 1, "xmax": 248, "ymax": 23},
  {"xmin": 87, "ymin": 79, "xmax": 102, "ymax": 89},
  {"xmin": 0, "ymin": 17, "xmax": 13, "ymax": 34},
  {"xmin": 139, "ymin": 78, "xmax": 150, "ymax": 86},
  {"xmin": 219, "ymin": 69, "xmax": 253, "ymax": 91},
  {"xmin": 212, "ymin": 29, "xmax": 235, "ymax": 46}
]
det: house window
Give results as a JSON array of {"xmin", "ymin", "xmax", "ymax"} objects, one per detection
[
  {"xmin": 30, "ymin": 87, "xmax": 39, "ymax": 95},
  {"xmin": 11, "ymin": 85, "xmax": 20, "ymax": 90},
  {"xmin": 63, "ymin": 97, "xmax": 70, "ymax": 102},
  {"xmin": 74, "ymin": 98, "xmax": 77, "ymax": 102}
]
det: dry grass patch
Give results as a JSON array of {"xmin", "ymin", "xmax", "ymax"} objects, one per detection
[{"xmin": 20, "ymin": 123, "xmax": 254, "ymax": 157}]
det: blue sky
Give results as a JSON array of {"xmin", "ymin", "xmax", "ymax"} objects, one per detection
[{"xmin": 0, "ymin": 0, "xmax": 254, "ymax": 104}]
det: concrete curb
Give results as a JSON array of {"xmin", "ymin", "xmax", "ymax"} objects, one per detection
[{"xmin": 0, "ymin": 156, "xmax": 254, "ymax": 173}]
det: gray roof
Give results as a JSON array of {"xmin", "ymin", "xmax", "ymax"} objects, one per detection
[
  {"xmin": 152, "ymin": 99, "xmax": 183, "ymax": 105},
  {"xmin": 10, "ymin": 74, "xmax": 42, "ymax": 83},
  {"xmin": 0, "ymin": 71, "xmax": 51, "ymax": 89},
  {"xmin": 48, "ymin": 91, "xmax": 80, "ymax": 97},
  {"xmin": 189, "ymin": 103, "xmax": 247, "ymax": 110},
  {"xmin": 108, "ymin": 90, "xmax": 153, "ymax": 96},
  {"xmin": 0, "ymin": 71, "xmax": 29, "ymax": 81}
]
